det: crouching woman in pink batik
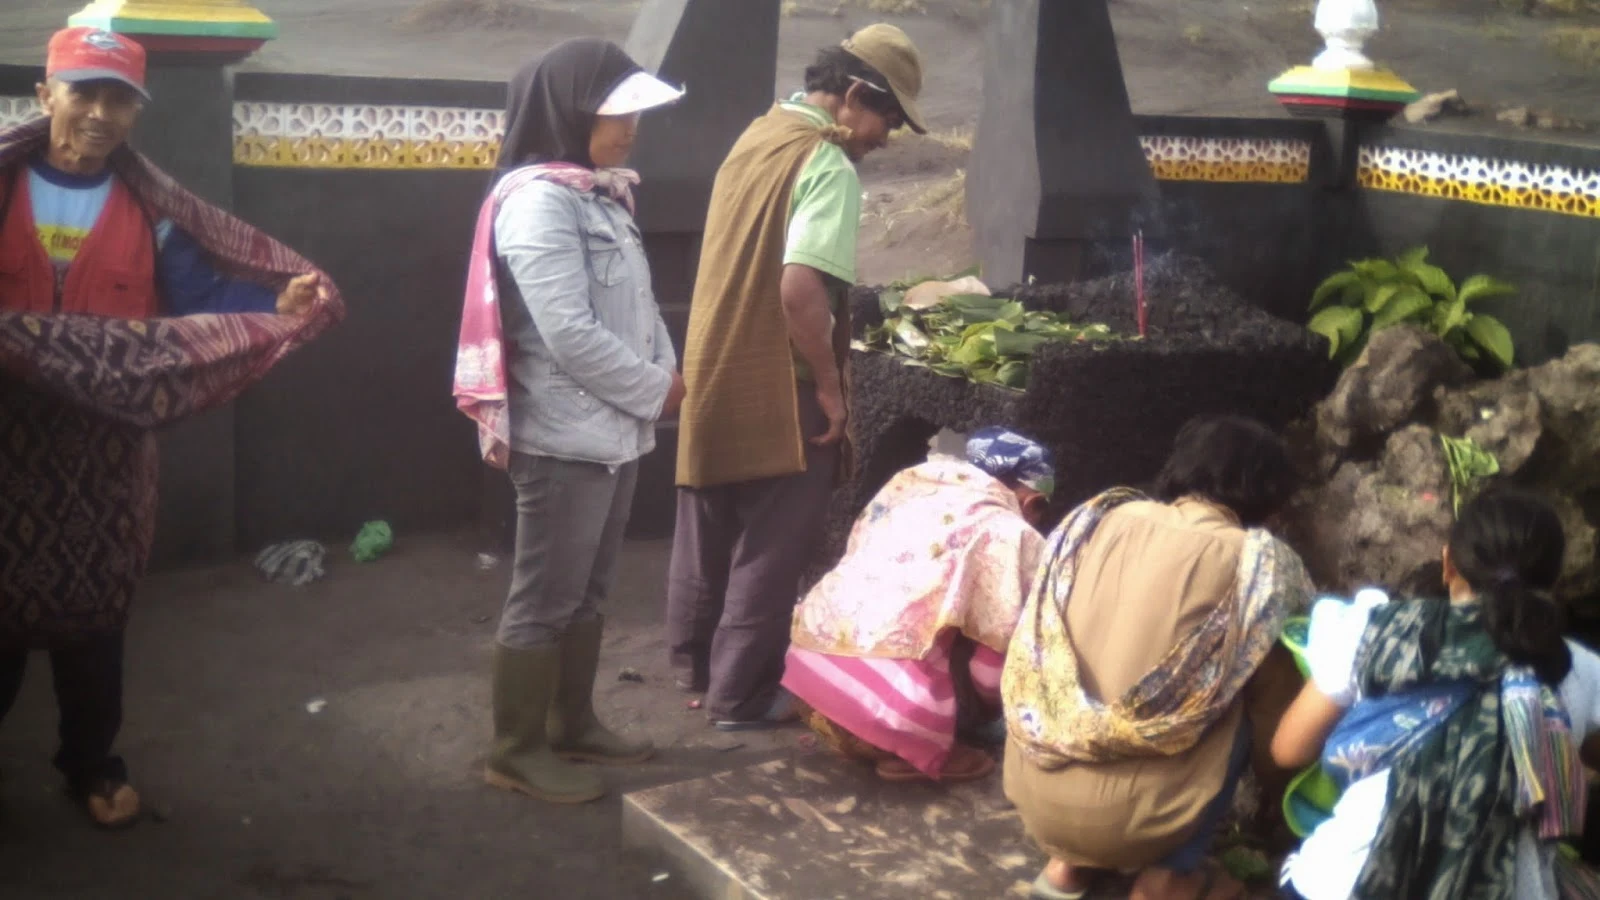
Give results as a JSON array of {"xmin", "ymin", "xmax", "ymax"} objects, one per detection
[{"xmin": 781, "ymin": 427, "xmax": 1052, "ymax": 782}]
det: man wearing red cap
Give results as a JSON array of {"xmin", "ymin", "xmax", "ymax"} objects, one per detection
[{"xmin": 0, "ymin": 28, "xmax": 343, "ymax": 828}]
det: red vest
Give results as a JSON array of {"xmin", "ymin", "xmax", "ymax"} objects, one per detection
[{"xmin": 0, "ymin": 165, "xmax": 158, "ymax": 317}]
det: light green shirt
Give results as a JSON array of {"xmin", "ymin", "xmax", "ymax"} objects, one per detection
[{"xmin": 778, "ymin": 95, "xmax": 861, "ymax": 381}]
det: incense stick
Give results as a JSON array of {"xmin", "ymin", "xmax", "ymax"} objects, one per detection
[{"xmin": 1134, "ymin": 231, "xmax": 1147, "ymax": 337}]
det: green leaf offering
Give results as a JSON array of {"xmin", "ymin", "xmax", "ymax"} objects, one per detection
[{"xmin": 861, "ymin": 291, "xmax": 1118, "ymax": 390}]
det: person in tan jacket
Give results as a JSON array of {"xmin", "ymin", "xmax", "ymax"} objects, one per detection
[{"xmin": 1002, "ymin": 417, "xmax": 1314, "ymax": 900}]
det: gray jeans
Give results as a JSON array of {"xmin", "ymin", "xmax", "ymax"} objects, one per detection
[{"xmin": 496, "ymin": 453, "xmax": 638, "ymax": 649}]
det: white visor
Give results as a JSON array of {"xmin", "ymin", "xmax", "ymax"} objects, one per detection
[{"xmin": 597, "ymin": 71, "xmax": 685, "ymax": 116}]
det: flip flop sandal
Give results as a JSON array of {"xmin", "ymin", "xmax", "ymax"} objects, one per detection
[
  {"xmin": 74, "ymin": 778, "xmax": 141, "ymax": 830},
  {"xmin": 873, "ymin": 757, "xmax": 924, "ymax": 782},
  {"xmin": 1028, "ymin": 870, "xmax": 1088, "ymax": 900},
  {"xmin": 875, "ymin": 749, "xmax": 996, "ymax": 783},
  {"xmin": 937, "ymin": 748, "xmax": 996, "ymax": 783}
]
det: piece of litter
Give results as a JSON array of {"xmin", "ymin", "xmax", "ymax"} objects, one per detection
[
  {"xmin": 687, "ymin": 699, "xmax": 702, "ymax": 710},
  {"xmin": 652, "ymin": 873, "xmax": 670, "ymax": 883},
  {"xmin": 306, "ymin": 699, "xmax": 327, "ymax": 714},
  {"xmin": 471, "ymin": 614, "xmax": 491, "ymax": 625},
  {"xmin": 241, "ymin": 816, "xmax": 252, "ymax": 826},
  {"xmin": 476, "ymin": 552, "xmax": 500, "ymax": 570},
  {"xmin": 617, "ymin": 667, "xmax": 645, "ymax": 683},
  {"xmin": 707, "ymin": 739, "xmax": 744, "ymax": 753},
  {"xmin": 254, "ymin": 540, "xmax": 326, "ymax": 586},
  {"xmin": 350, "ymin": 520, "xmax": 394, "ymax": 563}
]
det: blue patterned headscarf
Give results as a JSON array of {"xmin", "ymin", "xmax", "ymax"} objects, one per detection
[{"xmin": 966, "ymin": 427, "xmax": 1055, "ymax": 497}]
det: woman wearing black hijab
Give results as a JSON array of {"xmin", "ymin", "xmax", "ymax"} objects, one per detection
[{"xmin": 456, "ymin": 38, "xmax": 683, "ymax": 804}]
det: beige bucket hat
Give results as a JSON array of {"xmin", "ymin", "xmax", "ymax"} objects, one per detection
[{"xmin": 840, "ymin": 23, "xmax": 927, "ymax": 134}]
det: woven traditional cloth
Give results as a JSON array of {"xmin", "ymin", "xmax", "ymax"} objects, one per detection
[
  {"xmin": 1350, "ymin": 599, "xmax": 1592, "ymax": 899},
  {"xmin": 0, "ymin": 117, "xmax": 343, "ymax": 646}
]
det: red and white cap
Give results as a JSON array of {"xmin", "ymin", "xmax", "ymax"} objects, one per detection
[
  {"xmin": 597, "ymin": 71, "xmax": 684, "ymax": 116},
  {"xmin": 46, "ymin": 27, "xmax": 150, "ymax": 101}
]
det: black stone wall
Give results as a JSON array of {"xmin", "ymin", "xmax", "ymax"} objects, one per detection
[
  {"xmin": 1130, "ymin": 115, "xmax": 1335, "ymax": 326},
  {"xmin": 838, "ymin": 257, "xmax": 1337, "ymax": 570},
  {"xmin": 227, "ymin": 73, "xmax": 498, "ymax": 552},
  {"xmin": 1330, "ymin": 127, "xmax": 1600, "ymax": 366}
]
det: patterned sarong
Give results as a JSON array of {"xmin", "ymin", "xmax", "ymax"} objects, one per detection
[
  {"xmin": 1350, "ymin": 599, "xmax": 1594, "ymax": 899},
  {"xmin": 0, "ymin": 117, "xmax": 344, "ymax": 647}
]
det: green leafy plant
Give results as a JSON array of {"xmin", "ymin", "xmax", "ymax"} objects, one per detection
[
  {"xmin": 1308, "ymin": 247, "xmax": 1517, "ymax": 370},
  {"xmin": 860, "ymin": 292, "xmax": 1116, "ymax": 389},
  {"xmin": 1440, "ymin": 434, "xmax": 1500, "ymax": 514}
]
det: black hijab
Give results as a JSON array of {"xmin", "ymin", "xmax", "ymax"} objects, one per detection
[{"xmin": 496, "ymin": 38, "xmax": 642, "ymax": 175}]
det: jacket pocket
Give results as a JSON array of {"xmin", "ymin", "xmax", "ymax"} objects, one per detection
[
  {"xmin": 582, "ymin": 220, "xmax": 626, "ymax": 288},
  {"xmin": 542, "ymin": 377, "xmax": 601, "ymax": 425}
]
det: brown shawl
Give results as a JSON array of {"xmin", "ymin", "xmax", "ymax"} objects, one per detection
[
  {"xmin": 676, "ymin": 104, "xmax": 852, "ymax": 489},
  {"xmin": 0, "ymin": 117, "xmax": 344, "ymax": 645}
]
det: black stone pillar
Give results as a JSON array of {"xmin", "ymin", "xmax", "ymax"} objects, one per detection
[
  {"xmin": 129, "ymin": 64, "xmax": 238, "ymax": 566},
  {"xmin": 621, "ymin": 0, "xmax": 782, "ymax": 539},
  {"xmin": 968, "ymin": 0, "xmax": 1158, "ymax": 287}
]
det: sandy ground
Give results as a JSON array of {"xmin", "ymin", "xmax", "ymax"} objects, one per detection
[
  {"xmin": 0, "ymin": 535, "xmax": 795, "ymax": 899},
  {"xmin": 5, "ymin": 0, "xmax": 1599, "ymax": 280}
]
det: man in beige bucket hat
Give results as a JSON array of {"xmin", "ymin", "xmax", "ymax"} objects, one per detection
[{"xmin": 666, "ymin": 24, "xmax": 926, "ymax": 729}]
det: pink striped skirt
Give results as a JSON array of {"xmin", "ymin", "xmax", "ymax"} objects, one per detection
[{"xmin": 782, "ymin": 634, "xmax": 1004, "ymax": 778}]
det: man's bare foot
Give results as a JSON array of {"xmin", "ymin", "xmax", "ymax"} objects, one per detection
[
  {"xmin": 1131, "ymin": 863, "xmax": 1245, "ymax": 900},
  {"xmin": 82, "ymin": 782, "xmax": 141, "ymax": 830}
]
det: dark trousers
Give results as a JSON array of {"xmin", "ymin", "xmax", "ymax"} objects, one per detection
[
  {"xmin": 497, "ymin": 455, "xmax": 637, "ymax": 649},
  {"xmin": 665, "ymin": 387, "xmax": 838, "ymax": 721},
  {"xmin": 0, "ymin": 630, "xmax": 127, "ymax": 790}
]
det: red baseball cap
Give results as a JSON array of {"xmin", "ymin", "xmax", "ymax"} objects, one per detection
[{"xmin": 46, "ymin": 27, "xmax": 150, "ymax": 101}]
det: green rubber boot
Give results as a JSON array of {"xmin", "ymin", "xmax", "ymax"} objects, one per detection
[
  {"xmin": 484, "ymin": 643, "xmax": 606, "ymax": 803},
  {"xmin": 548, "ymin": 616, "xmax": 654, "ymax": 765}
]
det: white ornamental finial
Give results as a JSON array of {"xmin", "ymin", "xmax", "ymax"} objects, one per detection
[{"xmin": 1312, "ymin": 0, "xmax": 1380, "ymax": 71}]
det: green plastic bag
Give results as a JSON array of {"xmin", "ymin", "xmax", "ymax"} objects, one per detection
[
  {"xmin": 1278, "ymin": 616, "xmax": 1342, "ymax": 837},
  {"xmin": 351, "ymin": 520, "xmax": 393, "ymax": 563}
]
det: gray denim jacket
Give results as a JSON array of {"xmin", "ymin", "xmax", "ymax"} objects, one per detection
[{"xmin": 495, "ymin": 179, "xmax": 675, "ymax": 466}]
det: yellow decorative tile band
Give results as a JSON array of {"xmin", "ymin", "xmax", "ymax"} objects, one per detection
[
  {"xmin": 1359, "ymin": 146, "xmax": 1600, "ymax": 219},
  {"xmin": 233, "ymin": 102, "xmax": 503, "ymax": 169},
  {"xmin": 1139, "ymin": 136, "xmax": 1311, "ymax": 184},
  {"xmin": 71, "ymin": 0, "xmax": 276, "ymax": 25},
  {"xmin": 8, "ymin": 94, "xmax": 1600, "ymax": 221}
]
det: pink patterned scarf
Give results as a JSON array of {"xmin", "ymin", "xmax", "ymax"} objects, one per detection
[{"xmin": 452, "ymin": 162, "xmax": 639, "ymax": 469}]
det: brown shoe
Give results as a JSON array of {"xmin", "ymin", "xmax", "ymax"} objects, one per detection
[{"xmin": 875, "ymin": 744, "xmax": 995, "ymax": 783}]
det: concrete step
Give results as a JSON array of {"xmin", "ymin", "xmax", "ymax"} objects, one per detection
[{"xmin": 622, "ymin": 751, "xmax": 1046, "ymax": 900}]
